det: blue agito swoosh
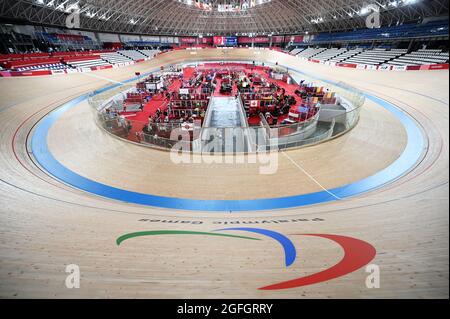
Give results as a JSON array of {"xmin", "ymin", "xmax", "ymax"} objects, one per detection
[{"xmin": 216, "ymin": 228, "xmax": 297, "ymax": 267}]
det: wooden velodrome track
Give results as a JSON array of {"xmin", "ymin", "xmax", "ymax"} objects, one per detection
[{"xmin": 0, "ymin": 49, "xmax": 448, "ymax": 298}]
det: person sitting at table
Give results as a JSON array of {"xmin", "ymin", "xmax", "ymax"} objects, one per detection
[
  {"xmin": 277, "ymin": 94, "xmax": 284, "ymax": 103},
  {"xmin": 265, "ymin": 112, "xmax": 274, "ymax": 125},
  {"xmin": 126, "ymin": 121, "xmax": 132, "ymax": 134},
  {"xmin": 288, "ymin": 96, "xmax": 296, "ymax": 106},
  {"xmin": 281, "ymin": 102, "xmax": 290, "ymax": 115}
]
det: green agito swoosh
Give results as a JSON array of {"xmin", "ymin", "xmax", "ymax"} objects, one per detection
[{"xmin": 116, "ymin": 230, "xmax": 261, "ymax": 246}]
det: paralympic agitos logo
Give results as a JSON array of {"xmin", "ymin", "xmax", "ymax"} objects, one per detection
[{"xmin": 116, "ymin": 228, "xmax": 376, "ymax": 290}]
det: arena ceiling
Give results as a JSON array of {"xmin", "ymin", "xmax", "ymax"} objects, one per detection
[{"xmin": 0, "ymin": 0, "xmax": 448, "ymax": 36}]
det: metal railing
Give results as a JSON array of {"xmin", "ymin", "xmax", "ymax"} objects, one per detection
[{"xmin": 88, "ymin": 65, "xmax": 365, "ymax": 154}]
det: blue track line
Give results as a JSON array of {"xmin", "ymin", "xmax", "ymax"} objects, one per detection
[{"xmin": 31, "ymin": 63, "xmax": 425, "ymax": 212}]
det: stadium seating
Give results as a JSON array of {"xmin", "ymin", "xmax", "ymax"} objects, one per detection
[
  {"xmin": 1, "ymin": 57, "xmax": 62, "ymax": 70},
  {"xmin": 312, "ymin": 48, "xmax": 347, "ymax": 62},
  {"xmin": 36, "ymin": 32, "xmax": 100, "ymax": 51},
  {"xmin": 297, "ymin": 48, "xmax": 328, "ymax": 59},
  {"xmin": 296, "ymin": 46, "xmax": 448, "ymax": 66},
  {"xmin": 0, "ymin": 49, "xmax": 161, "ymax": 72},
  {"xmin": 118, "ymin": 50, "xmax": 148, "ymax": 61},
  {"xmin": 328, "ymin": 49, "xmax": 363, "ymax": 63},
  {"xmin": 384, "ymin": 49, "xmax": 449, "ymax": 66},
  {"xmin": 100, "ymin": 52, "xmax": 134, "ymax": 65},
  {"xmin": 66, "ymin": 57, "xmax": 112, "ymax": 69},
  {"xmin": 15, "ymin": 63, "xmax": 68, "ymax": 72},
  {"xmin": 310, "ymin": 20, "xmax": 449, "ymax": 43},
  {"xmin": 289, "ymin": 48, "xmax": 305, "ymax": 55},
  {"xmin": 139, "ymin": 49, "xmax": 161, "ymax": 58},
  {"xmin": 344, "ymin": 48, "xmax": 407, "ymax": 65}
]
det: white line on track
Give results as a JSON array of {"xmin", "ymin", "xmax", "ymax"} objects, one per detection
[
  {"xmin": 80, "ymin": 72, "xmax": 125, "ymax": 85},
  {"xmin": 281, "ymin": 151, "xmax": 342, "ymax": 200}
]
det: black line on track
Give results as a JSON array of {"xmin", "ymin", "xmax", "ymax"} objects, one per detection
[
  {"xmin": 3, "ymin": 63, "xmax": 448, "ymax": 219},
  {"xmin": 354, "ymin": 84, "xmax": 446, "ymax": 193},
  {"xmin": 361, "ymin": 80, "xmax": 449, "ymax": 106},
  {"xmin": 0, "ymin": 177, "xmax": 447, "ymax": 219}
]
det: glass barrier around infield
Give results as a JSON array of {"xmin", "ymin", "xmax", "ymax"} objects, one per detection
[{"xmin": 88, "ymin": 68, "xmax": 365, "ymax": 154}]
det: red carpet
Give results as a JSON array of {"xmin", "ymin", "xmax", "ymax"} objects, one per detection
[
  {"xmin": 183, "ymin": 67, "xmax": 195, "ymax": 81},
  {"xmin": 120, "ymin": 79, "xmax": 182, "ymax": 140},
  {"xmin": 120, "ymin": 64, "xmax": 304, "ymax": 139}
]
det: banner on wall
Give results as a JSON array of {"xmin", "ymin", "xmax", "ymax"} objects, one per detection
[
  {"xmin": 336, "ymin": 63, "xmax": 357, "ymax": 68},
  {"xmin": 392, "ymin": 65, "xmax": 407, "ymax": 71},
  {"xmin": 181, "ymin": 37, "xmax": 197, "ymax": 44},
  {"xmin": 213, "ymin": 36, "xmax": 238, "ymax": 46},
  {"xmin": 272, "ymin": 36, "xmax": 285, "ymax": 43},
  {"xmin": 141, "ymin": 35, "xmax": 160, "ymax": 43},
  {"xmin": 238, "ymin": 36, "xmax": 269, "ymax": 44},
  {"xmin": 378, "ymin": 65, "xmax": 392, "ymax": 71},
  {"xmin": 198, "ymin": 37, "xmax": 213, "ymax": 44},
  {"xmin": 290, "ymin": 35, "xmax": 304, "ymax": 43},
  {"xmin": 120, "ymin": 34, "xmax": 140, "ymax": 42},
  {"xmin": 51, "ymin": 69, "xmax": 66, "ymax": 75},
  {"xmin": 303, "ymin": 35, "xmax": 314, "ymax": 43},
  {"xmin": 423, "ymin": 63, "xmax": 449, "ymax": 70}
]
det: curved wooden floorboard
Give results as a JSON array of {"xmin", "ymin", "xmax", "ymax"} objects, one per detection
[
  {"xmin": 47, "ymin": 97, "xmax": 406, "ymax": 200},
  {"xmin": 0, "ymin": 49, "xmax": 448, "ymax": 298}
]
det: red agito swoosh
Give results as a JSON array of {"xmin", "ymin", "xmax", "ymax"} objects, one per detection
[{"xmin": 259, "ymin": 234, "xmax": 377, "ymax": 290}]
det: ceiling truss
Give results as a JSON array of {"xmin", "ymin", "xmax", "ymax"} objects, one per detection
[{"xmin": 0, "ymin": 0, "xmax": 448, "ymax": 36}]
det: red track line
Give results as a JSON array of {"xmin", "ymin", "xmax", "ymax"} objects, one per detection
[
  {"xmin": 360, "ymin": 87, "xmax": 444, "ymax": 191},
  {"xmin": 10, "ymin": 91, "xmax": 94, "ymax": 191}
]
